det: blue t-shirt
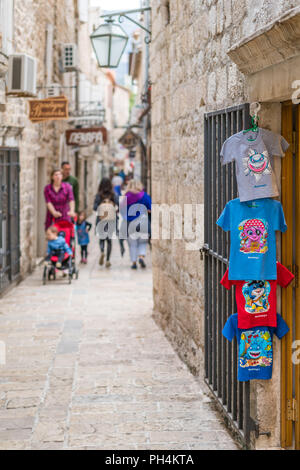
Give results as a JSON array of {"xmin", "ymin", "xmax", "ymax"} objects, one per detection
[
  {"xmin": 216, "ymin": 198, "xmax": 287, "ymax": 280},
  {"xmin": 222, "ymin": 314, "xmax": 289, "ymax": 382}
]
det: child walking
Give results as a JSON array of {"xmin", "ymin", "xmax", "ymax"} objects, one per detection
[{"xmin": 76, "ymin": 211, "xmax": 92, "ymax": 264}]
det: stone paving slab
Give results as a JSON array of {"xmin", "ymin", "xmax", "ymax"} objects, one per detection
[{"xmin": 0, "ymin": 232, "xmax": 239, "ymax": 450}]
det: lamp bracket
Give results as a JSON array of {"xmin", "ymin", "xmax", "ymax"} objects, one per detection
[{"xmin": 101, "ymin": 7, "xmax": 152, "ymax": 43}]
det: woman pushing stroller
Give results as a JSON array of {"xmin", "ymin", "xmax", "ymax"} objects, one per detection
[{"xmin": 43, "ymin": 168, "xmax": 78, "ymax": 283}]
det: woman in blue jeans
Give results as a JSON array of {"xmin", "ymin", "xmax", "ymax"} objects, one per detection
[{"xmin": 120, "ymin": 179, "xmax": 151, "ymax": 269}]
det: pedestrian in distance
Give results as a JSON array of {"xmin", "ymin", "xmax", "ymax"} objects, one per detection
[
  {"xmin": 112, "ymin": 174, "xmax": 127, "ymax": 258},
  {"xmin": 76, "ymin": 211, "xmax": 92, "ymax": 264},
  {"xmin": 44, "ymin": 168, "xmax": 76, "ymax": 231},
  {"xmin": 61, "ymin": 161, "xmax": 80, "ymax": 214},
  {"xmin": 94, "ymin": 178, "xmax": 118, "ymax": 268},
  {"xmin": 120, "ymin": 179, "xmax": 151, "ymax": 270}
]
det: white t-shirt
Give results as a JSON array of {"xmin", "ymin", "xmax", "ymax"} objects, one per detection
[{"xmin": 220, "ymin": 128, "xmax": 289, "ymax": 202}]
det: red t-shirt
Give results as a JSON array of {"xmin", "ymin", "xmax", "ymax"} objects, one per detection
[{"xmin": 220, "ymin": 262, "xmax": 294, "ymax": 328}]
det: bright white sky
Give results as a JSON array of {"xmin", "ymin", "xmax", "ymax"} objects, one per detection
[{"xmin": 90, "ymin": 0, "xmax": 141, "ymax": 11}]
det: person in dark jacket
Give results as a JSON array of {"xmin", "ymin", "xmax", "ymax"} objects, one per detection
[
  {"xmin": 61, "ymin": 161, "xmax": 80, "ymax": 214},
  {"xmin": 93, "ymin": 178, "xmax": 118, "ymax": 268}
]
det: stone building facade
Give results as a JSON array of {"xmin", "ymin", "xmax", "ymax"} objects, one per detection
[
  {"xmin": 151, "ymin": 0, "xmax": 300, "ymax": 450},
  {"xmin": 0, "ymin": 1, "xmax": 126, "ymax": 288},
  {"xmin": 0, "ymin": 0, "xmax": 78, "ymax": 279},
  {"xmin": 128, "ymin": 8, "xmax": 152, "ymax": 190}
]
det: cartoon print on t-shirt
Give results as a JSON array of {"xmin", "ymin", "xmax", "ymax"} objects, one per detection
[
  {"xmin": 239, "ymin": 330, "xmax": 272, "ymax": 369},
  {"xmin": 243, "ymin": 148, "xmax": 272, "ymax": 182},
  {"xmin": 242, "ymin": 280, "xmax": 271, "ymax": 314},
  {"xmin": 239, "ymin": 218, "xmax": 268, "ymax": 254}
]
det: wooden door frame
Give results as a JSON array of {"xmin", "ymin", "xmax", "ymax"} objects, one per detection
[{"xmin": 281, "ymin": 101, "xmax": 300, "ymax": 450}]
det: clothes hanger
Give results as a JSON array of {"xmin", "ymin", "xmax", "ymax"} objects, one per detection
[{"xmin": 243, "ymin": 102, "xmax": 261, "ymax": 141}]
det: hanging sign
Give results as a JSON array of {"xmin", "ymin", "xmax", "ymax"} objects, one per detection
[
  {"xmin": 65, "ymin": 127, "xmax": 108, "ymax": 146},
  {"xmin": 29, "ymin": 96, "xmax": 69, "ymax": 122},
  {"xmin": 118, "ymin": 130, "xmax": 139, "ymax": 149}
]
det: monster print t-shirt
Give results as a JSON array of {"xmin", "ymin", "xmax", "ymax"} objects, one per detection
[
  {"xmin": 221, "ymin": 262, "xmax": 294, "ymax": 329},
  {"xmin": 217, "ymin": 198, "xmax": 287, "ymax": 280},
  {"xmin": 220, "ymin": 128, "xmax": 289, "ymax": 202},
  {"xmin": 222, "ymin": 314, "xmax": 289, "ymax": 381}
]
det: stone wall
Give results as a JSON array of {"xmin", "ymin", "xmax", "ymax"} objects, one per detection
[
  {"xmin": 150, "ymin": 0, "xmax": 298, "ymax": 448},
  {"xmin": 0, "ymin": 0, "xmax": 78, "ymax": 275}
]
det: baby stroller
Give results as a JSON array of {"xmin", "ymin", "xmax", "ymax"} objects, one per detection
[{"xmin": 43, "ymin": 219, "xmax": 79, "ymax": 285}]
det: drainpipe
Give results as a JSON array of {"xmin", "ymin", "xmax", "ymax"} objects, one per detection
[
  {"xmin": 45, "ymin": 24, "xmax": 54, "ymax": 87},
  {"xmin": 143, "ymin": 0, "xmax": 150, "ymax": 192},
  {"xmin": 75, "ymin": 11, "xmax": 80, "ymax": 178}
]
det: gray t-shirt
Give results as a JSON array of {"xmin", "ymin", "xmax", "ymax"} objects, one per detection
[{"xmin": 220, "ymin": 128, "xmax": 289, "ymax": 202}]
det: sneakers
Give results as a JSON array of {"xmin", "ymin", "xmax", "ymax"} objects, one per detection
[
  {"xmin": 81, "ymin": 258, "xmax": 87, "ymax": 264},
  {"xmin": 130, "ymin": 259, "xmax": 146, "ymax": 270},
  {"xmin": 99, "ymin": 253, "xmax": 105, "ymax": 265},
  {"xmin": 106, "ymin": 261, "xmax": 111, "ymax": 268}
]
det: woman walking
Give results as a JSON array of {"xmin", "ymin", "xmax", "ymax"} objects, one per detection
[
  {"xmin": 44, "ymin": 169, "xmax": 76, "ymax": 230},
  {"xmin": 93, "ymin": 178, "xmax": 117, "ymax": 268},
  {"xmin": 120, "ymin": 179, "xmax": 151, "ymax": 270}
]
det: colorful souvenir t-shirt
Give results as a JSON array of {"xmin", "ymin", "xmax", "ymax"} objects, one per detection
[
  {"xmin": 216, "ymin": 198, "xmax": 287, "ymax": 280},
  {"xmin": 221, "ymin": 262, "xmax": 294, "ymax": 328},
  {"xmin": 222, "ymin": 314, "xmax": 289, "ymax": 381},
  {"xmin": 220, "ymin": 128, "xmax": 289, "ymax": 202}
]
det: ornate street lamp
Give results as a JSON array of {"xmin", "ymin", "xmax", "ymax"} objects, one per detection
[
  {"xmin": 90, "ymin": 19, "xmax": 129, "ymax": 68},
  {"xmin": 90, "ymin": 7, "xmax": 151, "ymax": 69}
]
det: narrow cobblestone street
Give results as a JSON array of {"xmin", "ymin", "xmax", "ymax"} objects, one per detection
[{"xmin": 0, "ymin": 233, "xmax": 238, "ymax": 450}]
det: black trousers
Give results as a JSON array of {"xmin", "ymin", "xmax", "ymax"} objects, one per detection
[
  {"xmin": 45, "ymin": 250, "xmax": 64, "ymax": 264},
  {"xmin": 46, "ymin": 251, "xmax": 72, "ymax": 273},
  {"xmin": 80, "ymin": 245, "xmax": 88, "ymax": 259},
  {"xmin": 100, "ymin": 239, "xmax": 112, "ymax": 261}
]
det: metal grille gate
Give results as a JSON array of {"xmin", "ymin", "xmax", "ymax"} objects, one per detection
[
  {"xmin": 203, "ymin": 104, "xmax": 255, "ymax": 448},
  {"xmin": 0, "ymin": 148, "xmax": 20, "ymax": 294}
]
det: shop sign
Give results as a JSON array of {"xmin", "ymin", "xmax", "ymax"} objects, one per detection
[
  {"xmin": 119, "ymin": 130, "xmax": 139, "ymax": 149},
  {"xmin": 65, "ymin": 127, "xmax": 108, "ymax": 146},
  {"xmin": 29, "ymin": 96, "xmax": 69, "ymax": 122}
]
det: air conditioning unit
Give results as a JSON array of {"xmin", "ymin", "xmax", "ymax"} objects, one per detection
[
  {"xmin": 7, "ymin": 53, "xmax": 37, "ymax": 97},
  {"xmin": 62, "ymin": 44, "xmax": 78, "ymax": 72},
  {"xmin": 46, "ymin": 83, "xmax": 61, "ymax": 98}
]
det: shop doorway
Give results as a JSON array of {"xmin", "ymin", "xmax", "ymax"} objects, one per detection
[
  {"xmin": 281, "ymin": 102, "xmax": 300, "ymax": 450},
  {"xmin": 0, "ymin": 148, "xmax": 20, "ymax": 295},
  {"xmin": 36, "ymin": 157, "xmax": 46, "ymax": 258}
]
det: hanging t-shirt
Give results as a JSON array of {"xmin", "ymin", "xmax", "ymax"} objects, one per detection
[
  {"xmin": 222, "ymin": 314, "xmax": 289, "ymax": 382},
  {"xmin": 220, "ymin": 262, "xmax": 294, "ymax": 328},
  {"xmin": 220, "ymin": 128, "xmax": 289, "ymax": 202},
  {"xmin": 216, "ymin": 198, "xmax": 287, "ymax": 280}
]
